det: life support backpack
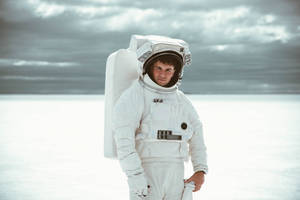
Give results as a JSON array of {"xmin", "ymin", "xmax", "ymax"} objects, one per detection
[{"xmin": 104, "ymin": 49, "xmax": 139, "ymax": 158}]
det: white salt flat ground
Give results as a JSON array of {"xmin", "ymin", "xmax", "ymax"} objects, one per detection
[{"xmin": 0, "ymin": 95, "xmax": 299, "ymax": 200}]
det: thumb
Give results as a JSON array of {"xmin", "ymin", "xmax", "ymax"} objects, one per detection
[{"xmin": 184, "ymin": 178, "xmax": 192, "ymax": 183}]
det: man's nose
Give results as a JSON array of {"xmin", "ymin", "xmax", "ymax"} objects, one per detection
[
  {"xmin": 159, "ymin": 71, "xmax": 167, "ymax": 77},
  {"xmin": 160, "ymin": 70, "xmax": 169, "ymax": 75}
]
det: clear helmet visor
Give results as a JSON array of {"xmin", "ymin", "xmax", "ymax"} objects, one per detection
[{"xmin": 143, "ymin": 51, "xmax": 184, "ymax": 87}]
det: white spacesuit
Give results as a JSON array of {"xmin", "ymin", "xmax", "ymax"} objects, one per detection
[{"xmin": 105, "ymin": 35, "xmax": 208, "ymax": 200}]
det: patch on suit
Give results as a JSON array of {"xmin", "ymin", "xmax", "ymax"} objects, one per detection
[{"xmin": 181, "ymin": 122, "xmax": 187, "ymax": 130}]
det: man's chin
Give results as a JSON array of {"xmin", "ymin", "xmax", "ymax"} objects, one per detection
[{"xmin": 158, "ymin": 81, "xmax": 168, "ymax": 87}]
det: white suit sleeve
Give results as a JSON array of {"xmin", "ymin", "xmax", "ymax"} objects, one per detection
[
  {"xmin": 188, "ymin": 117, "xmax": 208, "ymax": 174},
  {"xmin": 112, "ymin": 84, "xmax": 144, "ymax": 177},
  {"xmin": 184, "ymin": 96, "xmax": 208, "ymax": 174}
]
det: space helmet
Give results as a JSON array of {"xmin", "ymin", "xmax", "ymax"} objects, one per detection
[{"xmin": 128, "ymin": 35, "xmax": 192, "ymax": 87}]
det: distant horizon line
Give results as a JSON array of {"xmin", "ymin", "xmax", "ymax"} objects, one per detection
[{"xmin": 1, "ymin": 92, "xmax": 300, "ymax": 95}]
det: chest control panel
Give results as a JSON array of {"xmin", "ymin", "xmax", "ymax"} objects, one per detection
[{"xmin": 157, "ymin": 130, "xmax": 182, "ymax": 140}]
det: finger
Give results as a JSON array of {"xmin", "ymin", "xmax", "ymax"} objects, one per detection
[
  {"xmin": 186, "ymin": 177, "xmax": 195, "ymax": 183},
  {"xmin": 193, "ymin": 185, "xmax": 201, "ymax": 192},
  {"xmin": 193, "ymin": 180, "xmax": 201, "ymax": 186}
]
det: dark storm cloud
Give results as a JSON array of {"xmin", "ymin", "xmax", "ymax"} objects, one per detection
[
  {"xmin": 0, "ymin": 0, "xmax": 300, "ymax": 94},
  {"xmin": 0, "ymin": 0, "xmax": 136, "ymax": 62}
]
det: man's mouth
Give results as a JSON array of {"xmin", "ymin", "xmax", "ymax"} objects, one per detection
[{"xmin": 158, "ymin": 79, "xmax": 167, "ymax": 82}]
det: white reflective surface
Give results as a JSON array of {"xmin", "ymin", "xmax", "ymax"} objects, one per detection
[{"xmin": 0, "ymin": 95, "xmax": 299, "ymax": 200}]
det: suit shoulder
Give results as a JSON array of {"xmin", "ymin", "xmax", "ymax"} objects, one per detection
[
  {"xmin": 120, "ymin": 80, "xmax": 143, "ymax": 96},
  {"xmin": 177, "ymin": 90, "xmax": 193, "ymax": 107},
  {"xmin": 116, "ymin": 79, "xmax": 143, "ymax": 106}
]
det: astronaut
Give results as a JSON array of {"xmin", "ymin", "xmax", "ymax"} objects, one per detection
[{"xmin": 111, "ymin": 35, "xmax": 208, "ymax": 200}]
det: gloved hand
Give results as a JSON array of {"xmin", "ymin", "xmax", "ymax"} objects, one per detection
[{"xmin": 127, "ymin": 173, "xmax": 148, "ymax": 198}]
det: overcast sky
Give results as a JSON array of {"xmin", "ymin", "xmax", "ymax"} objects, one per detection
[{"xmin": 0, "ymin": 0, "xmax": 300, "ymax": 94}]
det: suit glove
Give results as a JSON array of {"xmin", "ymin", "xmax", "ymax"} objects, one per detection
[{"xmin": 128, "ymin": 172, "xmax": 148, "ymax": 198}]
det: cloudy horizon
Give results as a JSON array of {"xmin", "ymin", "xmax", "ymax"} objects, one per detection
[{"xmin": 1, "ymin": 0, "xmax": 300, "ymax": 94}]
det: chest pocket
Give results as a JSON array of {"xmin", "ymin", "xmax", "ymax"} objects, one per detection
[
  {"xmin": 139, "ymin": 97, "xmax": 194, "ymax": 142},
  {"xmin": 150, "ymin": 100, "xmax": 172, "ymax": 129}
]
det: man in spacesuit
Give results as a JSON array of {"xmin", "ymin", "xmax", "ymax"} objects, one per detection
[{"xmin": 112, "ymin": 35, "xmax": 208, "ymax": 200}]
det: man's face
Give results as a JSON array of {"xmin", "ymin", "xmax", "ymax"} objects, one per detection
[{"xmin": 151, "ymin": 61, "xmax": 175, "ymax": 87}]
